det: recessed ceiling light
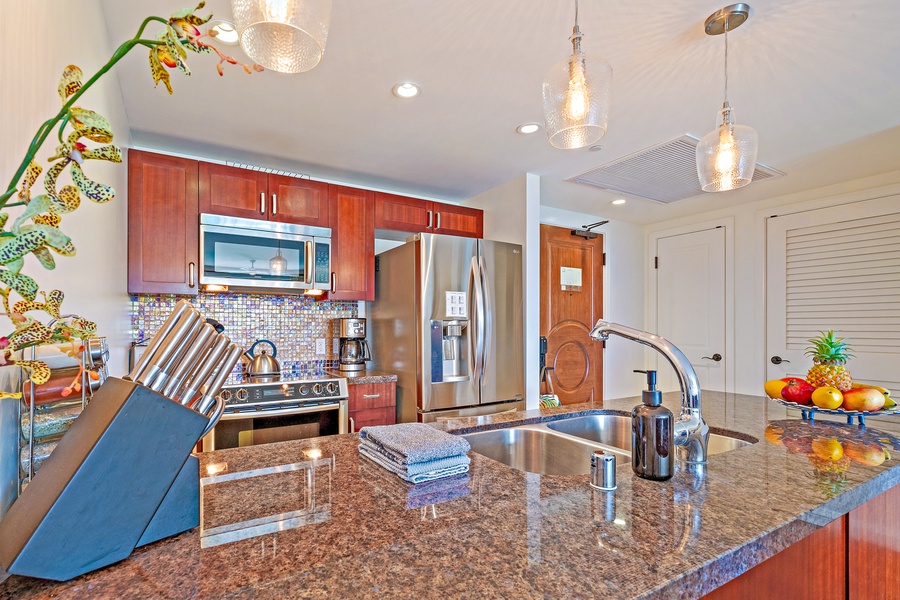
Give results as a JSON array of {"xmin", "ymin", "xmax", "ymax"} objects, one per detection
[
  {"xmin": 516, "ymin": 123, "xmax": 541, "ymax": 135},
  {"xmin": 392, "ymin": 82, "xmax": 420, "ymax": 98},
  {"xmin": 611, "ymin": 198, "xmax": 627, "ymax": 205},
  {"xmin": 209, "ymin": 20, "xmax": 239, "ymax": 45}
]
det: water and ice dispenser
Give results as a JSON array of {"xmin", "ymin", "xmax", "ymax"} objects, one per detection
[{"xmin": 430, "ymin": 291, "xmax": 470, "ymax": 383}]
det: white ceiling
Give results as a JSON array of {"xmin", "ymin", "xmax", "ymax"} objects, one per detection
[{"xmin": 98, "ymin": 0, "xmax": 900, "ymax": 224}]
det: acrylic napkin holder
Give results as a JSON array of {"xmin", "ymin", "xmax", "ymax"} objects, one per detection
[{"xmin": 0, "ymin": 377, "xmax": 207, "ymax": 581}]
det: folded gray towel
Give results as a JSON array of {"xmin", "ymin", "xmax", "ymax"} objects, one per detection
[{"xmin": 359, "ymin": 422, "xmax": 471, "ymax": 464}]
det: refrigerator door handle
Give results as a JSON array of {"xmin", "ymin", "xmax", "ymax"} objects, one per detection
[
  {"xmin": 471, "ymin": 255, "xmax": 486, "ymax": 386},
  {"xmin": 478, "ymin": 254, "xmax": 490, "ymax": 381}
]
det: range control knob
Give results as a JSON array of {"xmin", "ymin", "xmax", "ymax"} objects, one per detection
[
  {"xmin": 313, "ymin": 383, "xmax": 324, "ymax": 395},
  {"xmin": 236, "ymin": 388, "xmax": 248, "ymax": 401},
  {"xmin": 326, "ymin": 382, "xmax": 338, "ymax": 395},
  {"xmin": 220, "ymin": 389, "xmax": 233, "ymax": 402},
  {"xmin": 299, "ymin": 385, "xmax": 310, "ymax": 396}
]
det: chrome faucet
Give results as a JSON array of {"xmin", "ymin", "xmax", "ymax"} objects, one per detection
[{"xmin": 589, "ymin": 320, "xmax": 709, "ymax": 464}]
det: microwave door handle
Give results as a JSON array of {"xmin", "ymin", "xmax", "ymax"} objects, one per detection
[{"xmin": 305, "ymin": 241, "xmax": 314, "ymax": 284}]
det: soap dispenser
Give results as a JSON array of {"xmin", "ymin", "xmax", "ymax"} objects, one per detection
[{"xmin": 631, "ymin": 369, "xmax": 674, "ymax": 481}]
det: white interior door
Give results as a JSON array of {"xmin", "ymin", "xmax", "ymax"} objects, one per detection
[
  {"xmin": 656, "ymin": 227, "xmax": 726, "ymax": 392},
  {"xmin": 766, "ymin": 195, "xmax": 900, "ymax": 391}
]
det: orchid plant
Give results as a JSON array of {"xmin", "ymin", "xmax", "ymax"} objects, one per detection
[{"xmin": 0, "ymin": 3, "xmax": 261, "ymax": 394}]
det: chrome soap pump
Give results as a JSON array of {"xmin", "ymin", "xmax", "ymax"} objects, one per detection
[{"xmin": 632, "ymin": 369, "xmax": 674, "ymax": 481}]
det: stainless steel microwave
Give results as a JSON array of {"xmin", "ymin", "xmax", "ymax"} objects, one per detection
[{"xmin": 199, "ymin": 213, "xmax": 331, "ymax": 293}]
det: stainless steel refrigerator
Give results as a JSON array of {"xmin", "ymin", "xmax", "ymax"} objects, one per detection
[{"xmin": 371, "ymin": 233, "xmax": 525, "ymax": 422}]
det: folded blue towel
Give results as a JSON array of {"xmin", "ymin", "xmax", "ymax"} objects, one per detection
[
  {"xmin": 358, "ymin": 442, "xmax": 470, "ymax": 483},
  {"xmin": 359, "ymin": 422, "xmax": 471, "ymax": 465}
]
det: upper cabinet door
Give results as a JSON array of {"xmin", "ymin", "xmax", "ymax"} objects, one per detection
[
  {"xmin": 267, "ymin": 175, "xmax": 330, "ymax": 227},
  {"xmin": 199, "ymin": 162, "xmax": 267, "ymax": 220},
  {"xmin": 329, "ymin": 185, "xmax": 375, "ymax": 301},
  {"xmin": 374, "ymin": 192, "xmax": 432, "ymax": 233},
  {"xmin": 433, "ymin": 203, "xmax": 483, "ymax": 238},
  {"xmin": 127, "ymin": 150, "xmax": 200, "ymax": 295}
]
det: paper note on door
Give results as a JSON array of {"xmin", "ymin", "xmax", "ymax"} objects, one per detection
[
  {"xmin": 446, "ymin": 291, "xmax": 467, "ymax": 318},
  {"xmin": 560, "ymin": 267, "xmax": 582, "ymax": 292}
]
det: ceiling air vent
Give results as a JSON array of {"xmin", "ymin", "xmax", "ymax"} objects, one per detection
[{"xmin": 570, "ymin": 134, "xmax": 784, "ymax": 204}]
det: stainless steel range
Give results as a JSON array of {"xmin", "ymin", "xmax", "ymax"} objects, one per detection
[{"xmin": 201, "ymin": 377, "xmax": 349, "ymax": 451}]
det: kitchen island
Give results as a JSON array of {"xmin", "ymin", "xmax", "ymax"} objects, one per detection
[{"xmin": 1, "ymin": 391, "xmax": 899, "ymax": 599}]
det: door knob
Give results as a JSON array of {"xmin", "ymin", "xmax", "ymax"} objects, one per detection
[
  {"xmin": 701, "ymin": 353, "xmax": 722, "ymax": 362},
  {"xmin": 770, "ymin": 356, "xmax": 790, "ymax": 365}
]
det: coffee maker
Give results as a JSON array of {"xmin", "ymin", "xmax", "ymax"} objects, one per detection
[{"xmin": 337, "ymin": 318, "xmax": 370, "ymax": 372}]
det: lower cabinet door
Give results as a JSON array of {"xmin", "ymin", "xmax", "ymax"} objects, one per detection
[{"xmin": 350, "ymin": 407, "xmax": 396, "ymax": 432}]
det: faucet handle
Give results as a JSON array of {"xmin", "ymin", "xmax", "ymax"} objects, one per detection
[{"xmin": 633, "ymin": 369, "xmax": 658, "ymax": 390}]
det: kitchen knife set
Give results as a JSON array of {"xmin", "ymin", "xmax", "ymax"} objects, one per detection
[{"xmin": 127, "ymin": 299, "xmax": 243, "ymax": 429}]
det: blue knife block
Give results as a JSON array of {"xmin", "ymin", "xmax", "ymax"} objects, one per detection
[{"xmin": 0, "ymin": 377, "xmax": 207, "ymax": 581}]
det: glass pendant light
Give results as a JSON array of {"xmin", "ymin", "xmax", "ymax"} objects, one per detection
[
  {"xmin": 542, "ymin": 0, "xmax": 612, "ymax": 150},
  {"xmin": 230, "ymin": 0, "xmax": 332, "ymax": 73},
  {"xmin": 269, "ymin": 243, "xmax": 287, "ymax": 275},
  {"xmin": 696, "ymin": 4, "xmax": 758, "ymax": 192}
]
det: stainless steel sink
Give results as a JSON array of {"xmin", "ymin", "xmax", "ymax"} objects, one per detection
[
  {"xmin": 462, "ymin": 414, "xmax": 756, "ymax": 475},
  {"xmin": 545, "ymin": 414, "xmax": 755, "ymax": 455}
]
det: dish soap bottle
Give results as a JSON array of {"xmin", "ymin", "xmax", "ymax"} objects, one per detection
[{"xmin": 632, "ymin": 369, "xmax": 674, "ymax": 481}]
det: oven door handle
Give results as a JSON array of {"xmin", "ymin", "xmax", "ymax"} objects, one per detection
[{"xmin": 219, "ymin": 402, "xmax": 343, "ymax": 420}]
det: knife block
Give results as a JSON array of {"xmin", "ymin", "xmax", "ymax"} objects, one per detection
[{"xmin": 0, "ymin": 377, "xmax": 207, "ymax": 581}]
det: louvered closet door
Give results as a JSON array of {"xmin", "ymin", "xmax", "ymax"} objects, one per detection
[{"xmin": 766, "ymin": 194, "xmax": 900, "ymax": 394}]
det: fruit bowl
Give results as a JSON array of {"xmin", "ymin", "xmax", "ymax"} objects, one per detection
[{"xmin": 770, "ymin": 398, "xmax": 900, "ymax": 426}]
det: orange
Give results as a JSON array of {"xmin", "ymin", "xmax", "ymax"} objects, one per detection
[{"xmin": 811, "ymin": 386, "xmax": 843, "ymax": 410}]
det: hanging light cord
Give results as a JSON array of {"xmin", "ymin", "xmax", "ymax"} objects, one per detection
[
  {"xmin": 723, "ymin": 18, "xmax": 729, "ymax": 105},
  {"xmin": 571, "ymin": 0, "xmax": 583, "ymax": 54}
]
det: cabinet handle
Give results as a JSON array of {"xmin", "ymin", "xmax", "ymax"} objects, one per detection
[
  {"xmin": 427, "ymin": 210, "xmax": 433, "ymax": 229},
  {"xmin": 436, "ymin": 211, "xmax": 441, "ymax": 230},
  {"xmin": 272, "ymin": 193, "xmax": 277, "ymax": 215},
  {"xmin": 362, "ymin": 394, "xmax": 381, "ymax": 399},
  {"xmin": 349, "ymin": 416, "xmax": 355, "ymax": 434},
  {"xmin": 330, "ymin": 272, "xmax": 336, "ymax": 293},
  {"xmin": 188, "ymin": 262, "xmax": 195, "ymax": 288},
  {"xmin": 260, "ymin": 192, "xmax": 265, "ymax": 215}
]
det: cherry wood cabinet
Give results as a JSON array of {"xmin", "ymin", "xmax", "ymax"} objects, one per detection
[
  {"xmin": 348, "ymin": 382, "xmax": 396, "ymax": 431},
  {"xmin": 127, "ymin": 149, "xmax": 199, "ymax": 295},
  {"xmin": 703, "ymin": 483, "xmax": 900, "ymax": 599},
  {"xmin": 199, "ymin": 163, "xmax": 329, "ymax": 227},
  {"xmin": 329, "ymin": 185, "xmax": 375, "ymax": 301},
  {"xmin": 375, "ymin": 192, "xmax": 483, "ymax": 238}
]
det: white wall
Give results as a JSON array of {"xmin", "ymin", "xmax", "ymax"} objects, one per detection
[
  {"xmin": 537, "ymin": 206, "xmax": 647, "ymax": 400},
  {"xmin": 2, "ymin": 1, "xmax": 131, "ymax": 375},
  {"xmin": 645, "ymin": 169, "xmax": 900, "ymax": 396},
  {"xmin": 464, "ymin": 174, "xmax": 541, "ymax": 407}
]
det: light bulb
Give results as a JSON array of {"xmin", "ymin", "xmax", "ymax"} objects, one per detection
[
  {"xmin": 264, "ymin": 0, "xmax": 290, "ymax": 22},
  {"xmin": 715, "ymin": 128, "xmax": 735, "ymax": 174},
  {"xmin": 565, "ymin": 56, "xmax": 590, "ymax": 121}
]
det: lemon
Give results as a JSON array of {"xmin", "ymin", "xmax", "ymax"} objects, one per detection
[
  {"xmin": 764, "ymin": 379, "xmax": 788, "ymax": 399},
  {"xmin": 811, "ymin": 437, "xmax": 844, "ymax": 462},
  {"xmin": 811, "ymin": 386, "xmax": 843, "ymax": 410}
]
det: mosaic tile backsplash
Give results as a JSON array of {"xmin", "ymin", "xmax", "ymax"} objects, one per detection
[{"xmin": 130, "ymin": 293, "xmax": 358, "ymax": 378}]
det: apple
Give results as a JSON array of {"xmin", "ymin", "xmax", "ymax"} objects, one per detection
[
  {"xmin": 841, "ymin": 387, "xmax": 885, "ymax": 412},
  {"xmin": 780, "ymin": 378, "xmax": 815, "ymax": 404}
]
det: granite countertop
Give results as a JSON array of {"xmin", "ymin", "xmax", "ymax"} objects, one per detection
[
  {"xmin": 326, "ymin": 369, "xmax": 398, "ymax": 384},
  {"xmin": 2, "ymin": 391, "xmax": 899, "ymax": 599}
]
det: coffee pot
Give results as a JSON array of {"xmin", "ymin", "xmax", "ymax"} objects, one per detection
[{"xmin": 336, "ymin": 318, "xmax": 370, "ymax": 372}]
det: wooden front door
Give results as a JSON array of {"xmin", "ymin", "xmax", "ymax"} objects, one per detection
[{"xmin": 539, "ymin": 225, "xmax": 604, "ymax": 404}]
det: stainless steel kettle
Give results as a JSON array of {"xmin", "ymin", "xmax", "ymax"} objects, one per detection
[{"xmin": 244, "ymin": 339, "xmax": 280, "ymax": 380}]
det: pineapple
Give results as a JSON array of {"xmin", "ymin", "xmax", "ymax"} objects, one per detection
[{"xmin": 805, "ymin": 330, "xmax": 853, "ymax": 391}]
